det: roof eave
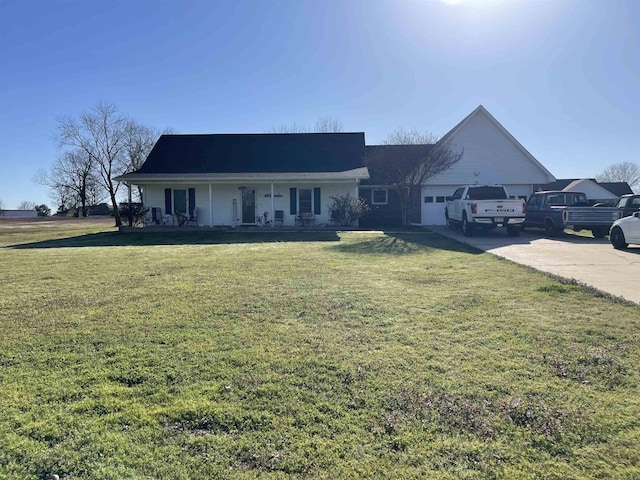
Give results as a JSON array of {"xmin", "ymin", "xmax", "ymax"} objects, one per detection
[{"xmin": 115, "ymin": 168, "xmax": 370, "ymax": 183}]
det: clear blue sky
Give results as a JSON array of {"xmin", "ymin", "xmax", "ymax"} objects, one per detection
[{"xmin": 1, "ymin": 0, "xmax": 638, "ymax": 209}]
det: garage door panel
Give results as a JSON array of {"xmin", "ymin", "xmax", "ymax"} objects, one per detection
[{"xmin": 421, "ymin": 186, "xmax": 455, "ymax": 225}]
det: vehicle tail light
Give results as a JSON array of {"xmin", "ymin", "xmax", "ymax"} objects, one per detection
[
  {"xmin": 522, "ymin": 201, "xmax": 526, "ymax": 214},
  {"xmin": 562, "ymin": 210, "xmax": 568, "ymax": 223},
  {"xmin": 471, "ymin": 203, "xmax": 477, "ymax": 214}
]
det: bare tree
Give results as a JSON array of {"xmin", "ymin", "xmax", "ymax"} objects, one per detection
[
  {"xmin": 313, "ymin": 116, "xmax": 344, "ymax": 133},
  {"xmin": 269, "ymin": 121, "xmax": 309, "ymax": 134},
  {"xmin": 597, "ymin": 161, "xmax": 640, "ymax": 191},
  {"xmin": 0, "ymin": 197, "xmax": 4, "ymax": 211},
  {"xmin": 57, "ymin": 102, "xmax": 131, "ymax": 226},
  {"xmin": 18, "ymin": 201, "xmax": 37, "ymax": 210},
  {"xmin": 366, "ymin": 128, "xmax": 463, "ymax": 227},
  {"xmin": 34, "ymin": 149, "xmax": 103, "ymax": 217},
  {"xmin": 269, "ymin": 117, "xmax": 344, "ymax": 133},
  {"xmin": 122, "ymin": 124, "xmax": 174, "ymax": 201}
]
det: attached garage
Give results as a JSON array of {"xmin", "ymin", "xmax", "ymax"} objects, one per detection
[
  {"xmin": 420, "ymin": 106, "xmax": 555, "ymax": 225},
  {"xmin": 362, "ymin": 106, "xmax": 556, "ymax": 227},
  {"xmin": 420, "ymin": 186, "xmax": 456, "ymax": 225}
]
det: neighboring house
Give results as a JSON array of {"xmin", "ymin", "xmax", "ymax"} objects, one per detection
[
  {"xmin": 541, "ymin": 179, "xmax": 633, "ymax": 205},
  {"xmin": 559, "ymin": 179, "xmax": 619, "ymax": 205},
  {"xmin": 115, "ymin": 133, "xmax": 369, "ymax": 227},
  {"xmin": 117, "ymin": 106, "xmax": 558, "ymax": 228},
  {"xmin": 362, "ymin": 106, "xmax": 556, "ymax": 226}
]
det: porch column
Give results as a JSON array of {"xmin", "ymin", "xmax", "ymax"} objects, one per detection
[
  {"xmin": 271, "ymin": 183, "xmax": 275, "ymax": 228},
  {"xmin": 127, "ymin": 183, "xmax": 133, "ymax": 227},
  {"xmin": 209, "ymin": 184, "xmax": 213, "ymax": 227}
]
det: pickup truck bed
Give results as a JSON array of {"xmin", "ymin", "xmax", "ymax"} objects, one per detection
[{"xmin": 524, "ymin": 191, "xmax": 621, "ymax": 237}]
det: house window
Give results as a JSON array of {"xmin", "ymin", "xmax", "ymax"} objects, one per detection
[
  {"xmin": 372, "ymin": 189, "xmax": 388, "ymax": 205},
  {"xmin": 174, "ymin": 189, "xmax": 187, "ymax": 214},
  {"xmin": 299, "ymin": 189, "xmax": 312, "ymax": 214},
  {"xmin": 436, "ymin": 196, "xmax": 445, "ymax": 203},
  {"xmin": 424, "ymin": 196, "xmax": 434, "ymax": 203},
  {"xmin": 165, "ymin": 187, "xmax": 196, "ymax": 216}
]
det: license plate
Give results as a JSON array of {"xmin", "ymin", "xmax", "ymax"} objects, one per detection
[{"xmin": 494, "ymin": 217, "xmax": 504, "ymax": 223}]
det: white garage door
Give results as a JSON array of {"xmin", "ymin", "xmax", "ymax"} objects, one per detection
[{"xmin": 421, "ymin": 186, "xmax": 456, "ymax": 225}]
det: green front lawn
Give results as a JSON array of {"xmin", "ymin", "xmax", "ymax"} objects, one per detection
[{"xmin": 0, "ymin": 221, "xmax": 638, "ymax": 479}]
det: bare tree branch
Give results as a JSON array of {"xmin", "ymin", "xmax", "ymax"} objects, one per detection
[
  {"xmin": 366, "ymin": 128, "xmax": 463, "ymax": 226},
  {"xmin": 597, "ymin": 161, "xmax": 640, "ymax": 191},
  {"xmin": 268, "ymin": 117, "xmax": 345, "ymax": 133},
  {"xmin": 34, "ymin": 149, "xmax": 104, "ymax": 216},
  {"xmin": 56, "ymin": 102, "xmax": 131, "ymax": 226},
  {"xmin": 314, "ymin": 116, "xmax": 344, "ymax": 133},
  {"xmin": 18, "ymin": 201, "xmax": 37, "ymax": 210}
]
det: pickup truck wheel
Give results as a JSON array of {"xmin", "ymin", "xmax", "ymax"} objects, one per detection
[
  {"xmin": 507, "ymin": 225, "xmax": 521, "ymax": 237},
  {"xmin": 591, "ymin": 227, "xmax": 606, "ymax": 239},
  {"xmin": 610, "ymin": 227, "xmax": 628, "ymax": 250},
  {"xmin": 544, "ymin": 220, "xmax": 561, "ymax": 237},
  {"xmin": 462, "ymin": 213, "xmax": 474, "ymax": 237}
]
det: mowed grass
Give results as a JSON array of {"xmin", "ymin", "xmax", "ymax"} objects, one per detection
[{"xmin": 0, "ymin": 220, "xmax": 639, "ymax": 479}]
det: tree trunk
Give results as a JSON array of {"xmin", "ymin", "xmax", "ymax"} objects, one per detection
[
  {"xmin": 399, "ymin": 187, "xmax": 411, "ymax": 228},
  {"xmin": 109, "ymin": 191, "xmax": 121, "ymax": 227},
  {"xmin": 80, "ymin": 186, "xmax": 88, "ymax": 217}
]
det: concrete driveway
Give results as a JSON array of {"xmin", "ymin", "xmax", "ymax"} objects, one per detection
[{"xmin": 432, "ymin": 226, "xmax": 640, "ymax": 305}]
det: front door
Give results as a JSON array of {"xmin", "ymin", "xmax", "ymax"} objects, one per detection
[{"xmin": 242, "ymin": 189, "xmax": 256, "ymax": 224}]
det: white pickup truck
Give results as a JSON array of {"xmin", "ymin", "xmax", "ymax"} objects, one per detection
[{"xmin": 445, "ymin": 185, "xmax": 526, "ymax": 237}]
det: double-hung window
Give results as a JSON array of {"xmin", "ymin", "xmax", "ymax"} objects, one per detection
[
  {"xmin": 298, "ymin": 189, "xmax": 312, "ymax": 214},
  {"xmin": 372, "ymin": 188, "xmax": 388, "ymax": 205}
]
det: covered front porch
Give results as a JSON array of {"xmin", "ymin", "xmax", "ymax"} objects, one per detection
[{"xmin": 119, "ymin": 171, "xmax": 368, "ymax": 229}]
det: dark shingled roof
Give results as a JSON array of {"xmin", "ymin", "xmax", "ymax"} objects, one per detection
[
  {"xmin": 542, "ymin": 179, "xmax": 633, "ymax": 197},
  {"xmin": 598, "ymin": 182, "xmax": 634, "ymax": 196},
  {"xmin": 135, "ymin": 133, "xmax": 366, "ymax": 174},
  {"xmin": 362, "ymin": 144, "xmax": 434, "ymax": 185}
]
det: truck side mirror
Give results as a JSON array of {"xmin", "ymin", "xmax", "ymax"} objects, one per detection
[{"xmin": 634, "ymin": 212, "xmax": 640, "ymax": 219}]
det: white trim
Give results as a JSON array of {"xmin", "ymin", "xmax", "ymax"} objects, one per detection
[
  {"xmin": 116, "ymin": 167, "xmax": 370, "ymax": 183},
  {"xmin": 209, "ymin": 183, "xmax": 213, "ymax": 227},
  {"xmin": 270, "ymin": 183, "xmax": 274, "ymax": 228}
]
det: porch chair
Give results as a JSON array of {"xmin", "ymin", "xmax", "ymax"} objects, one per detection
[
  {"xmin": 151, "ymin": 207, "xmax": 163, "ymax": 225},
  {"xmin": 163, "ymin": 211, "xmax": 174, "ymax": 226},
  {"xmin": 274, "ymin": 210, "xmax": 284, "ymax": 226},
  {"xmin": 187, "ymin": 207, "xmax": 199, "ymax": 227}
]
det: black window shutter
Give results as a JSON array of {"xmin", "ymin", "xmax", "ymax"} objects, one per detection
[
  {"xmin": 314, "ymin": 187, "xmax": 321, "ymax": 215},
  {"xmin": 188, "ymin": 188, "xmax": 195, "ymax": 216},
  {"xmin": 290, "ymin": 188, "xmax": 297, "ymax": 215},
  {"xmin": 164, "ymin": 188, "xmax": 172, "ymax": 215}
]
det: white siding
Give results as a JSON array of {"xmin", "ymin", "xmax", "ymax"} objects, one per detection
[
  {"xmin": 141, "ymin": 182, "xmax": 358, "ymax": 226},
  {"xmin": 417, "ymin": 107, "xmax": 555, "ymax": 225},
  {"xmin": 428, "ymin": 108, "xmax": 554, "ymax": 187},
  {"xmin": 563, "ymin": 180, "xmax": 618, "ymax": 201}
]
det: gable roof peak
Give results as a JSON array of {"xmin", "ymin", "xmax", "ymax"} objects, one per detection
[{"xmin": 439, "ymin": 105, "xmax": 555, "ymax": 182}]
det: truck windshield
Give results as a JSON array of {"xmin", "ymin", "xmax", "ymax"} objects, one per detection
[{"xmin": 466, "ymin": 186, "xmax": 508, "ymax": 200}]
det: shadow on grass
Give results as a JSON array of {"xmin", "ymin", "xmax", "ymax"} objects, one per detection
[
  {"xmin": 9, "ymin": 230, "xmax": 341, "ymax": 249},
  {"xmin": 326, "ymin": 229, "xmax": 483, "ymax": 256}
]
